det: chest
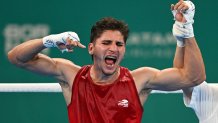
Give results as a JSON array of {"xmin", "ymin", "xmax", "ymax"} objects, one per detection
[{"xmin": 74, "ymin": 77, "xmax": 142, "ymax": 112}]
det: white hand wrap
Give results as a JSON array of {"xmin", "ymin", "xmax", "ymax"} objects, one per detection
[
  {"xmin": 172, "ymin": 1, "xmax": 195, "ymax": 47},
  {"xmin": 42, "ymin": 31, "xmax": 80, "ymax": 48}
]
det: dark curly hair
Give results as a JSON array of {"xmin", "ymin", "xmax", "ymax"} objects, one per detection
[{"xmin": 90, "ymin": 17, "xmax": 129, "ymax": 44}]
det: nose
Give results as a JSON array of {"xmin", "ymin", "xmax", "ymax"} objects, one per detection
[{"xmin": 109, "ymin": 43, "xmax": 118, "ymax": 52}]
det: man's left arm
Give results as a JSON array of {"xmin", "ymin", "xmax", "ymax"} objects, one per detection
[
  {"xmin": 173, "ymin": 0, "xmax": 206, "ymax": 92},
  {"xmin": 146, "ymin": 0, "xmax": 206, "ymax": 91}
]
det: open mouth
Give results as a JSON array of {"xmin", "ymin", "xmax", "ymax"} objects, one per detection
[{"xmin": 105, "ymin": 55, "xmax": 117, "ymax": 66}]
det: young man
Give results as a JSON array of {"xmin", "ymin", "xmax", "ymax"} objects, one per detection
[{"xmin": 8, "ymin": 1, "xmax": 205, "ymax": 123}]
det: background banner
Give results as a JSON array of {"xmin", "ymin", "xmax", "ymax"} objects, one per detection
[{"xmin": 0, "ymin": 0, "xmax": 217, "ymax": 122}]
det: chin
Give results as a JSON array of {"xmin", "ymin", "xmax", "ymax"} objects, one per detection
[{"xmin": 103, "ymin": 66, "xmax": 118, "ymax": 76}]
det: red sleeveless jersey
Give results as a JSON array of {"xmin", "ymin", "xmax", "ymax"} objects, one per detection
[{"xmin": 67, "ymin": 65, "xmax": 143, "ymax": 123}]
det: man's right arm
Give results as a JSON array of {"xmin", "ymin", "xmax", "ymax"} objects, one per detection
[{"xmin": 7, "ymin": 32, "xmax": 85, "ymax": 82}]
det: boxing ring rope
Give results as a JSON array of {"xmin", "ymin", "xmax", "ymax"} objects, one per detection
[
  {"xmin": 0, "ymin": 83, "xmax": 216, "ymax": 93},
  {"xmin": 0, "ymin": 83, "xmax": 62, "ymax": 92},
  {"xmin": 0, "ymin": 83, "xmax": 182, "ymax": 93}
]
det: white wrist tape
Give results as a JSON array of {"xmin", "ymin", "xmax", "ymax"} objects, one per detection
[
  {"xmin": 42, "ymin": 32, "xmax": 80, "ymax": 48},
  {"xmin": 173, "ymin": 21, "xmax": 194, "ymax": 38},
  {"xmin": 173, "ymin": 21, "xmax": 194, "ymax": 47},
  {"xmin": 172, "ymin": 1, "xmax": 195, "ymax": 24},
  {"xmin": 172, "ymin": 1, "xmax": 195, "ymax": 47},
  {"xmin": 182, "ymin": 1, "xmax": 195, "ymax": 24}
]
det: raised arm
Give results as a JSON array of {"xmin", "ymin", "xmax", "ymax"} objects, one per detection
[
  {"xmin": 173, "ymin": 34, "xmax": 205, "ymax": 98},
  {"xmin": 174, "ymin": 38, "xmax": 205, "ymax": 92},
  {"xmin": 7, "ymin": 32, "xmax": 86, "ymax": 82},
  {"xmin": 132, "ymin": 0, "xmax": 206, "ymax": 91},
  {"xmin": 173, "ymin": 1, "xmax": 206, "ymax": 96}
]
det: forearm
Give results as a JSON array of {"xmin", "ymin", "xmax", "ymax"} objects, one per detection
[
  {"xmin": 8, "ymin": 31, "xmax": 84, "ymax": 65},
  {"xmin": 182, "ymin": 37, "xmax": 205, "ymax": 84},
  {"xmin": 173, "ymin": 46, "xmax": 184, "ymax": 68},
  {"xmin": 8, "ymin": 39, "xmax": 46, "ymax": 64}
]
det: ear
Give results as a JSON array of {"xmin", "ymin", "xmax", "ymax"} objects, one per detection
[{"xmin": 88, "ymin": 43, "xmax": 94, "ymax": 55}]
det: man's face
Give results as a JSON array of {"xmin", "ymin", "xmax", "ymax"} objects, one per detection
[{"xmin": 88, "ymin": 30, "xmax": 126, "ymax": 75}]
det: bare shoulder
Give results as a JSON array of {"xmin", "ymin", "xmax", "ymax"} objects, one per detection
[
  {"xmin": 130, "ymin": 67, "xmax": 159, "ymax": 91},
  {"xmin": 131, "ymin": 67, "xmax": 159, "ymax": 73},
  {"xmin": 53, "ymin": 58, "xmax": 81, "ymax": 84},
  {"xmin": 130, "ymin": 67, "xmax": 158, "ymax": 104},
  {"xmin": 130, "ymin": 67, "xmax": 159, "ymax": 81}
]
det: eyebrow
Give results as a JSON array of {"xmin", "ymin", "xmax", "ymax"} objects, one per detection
[
  {"xmin": 102, "ymin": 40, "xmax": 112, "ymax": 42},
  {"xmin": 102, "ymin": 40, "xmax": 124, "ymax": 43}
]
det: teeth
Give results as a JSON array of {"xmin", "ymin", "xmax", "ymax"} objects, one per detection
[
  {"xmin": 106, "ymin": 56, "xmax": 117, "ymax": 59},
  {"xmin": 105, "ymin": 55, "xmax": 117, "ymax": 64},
  {"xmin": 106, "ymin": 64, "xmax": 114, "ymax": 67}
]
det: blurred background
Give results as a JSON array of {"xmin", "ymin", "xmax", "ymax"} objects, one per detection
[{"xmin": 0, "ymin": 0, "xmax": 217, "ymax": 122}]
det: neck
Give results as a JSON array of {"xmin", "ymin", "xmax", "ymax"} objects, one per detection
[{"xmin": 90, "ymin": 66, "xmax": 120, "ymax": 84}]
